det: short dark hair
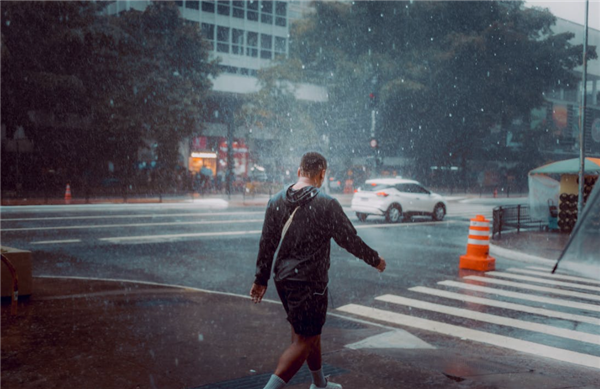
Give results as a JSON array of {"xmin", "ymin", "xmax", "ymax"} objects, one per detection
[{"xmin": 299, "ymin": 152, "xmax": 327, "ymax": 177}]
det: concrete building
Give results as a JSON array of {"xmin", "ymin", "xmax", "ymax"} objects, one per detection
[{"xmin": 105, "ymin": 1, "xmax": 327, "ymax": 186}]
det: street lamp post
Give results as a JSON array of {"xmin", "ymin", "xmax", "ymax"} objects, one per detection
[{"xmin": 578, "ymin": 0, "xmax": 590, "ymax": 217}]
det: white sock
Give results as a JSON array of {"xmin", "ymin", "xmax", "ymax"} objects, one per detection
[
  {"xmin": 310, "ymin": 368, "xmax": 327, "ymax": 388},
  {"xmin": 264, "ymin": 374, "xmax": 287, "ymax": 389}
]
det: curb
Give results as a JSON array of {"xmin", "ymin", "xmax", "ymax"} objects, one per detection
[{"xmin": 488, "ymin": 242, "xmax": 556, "ymax": 266}]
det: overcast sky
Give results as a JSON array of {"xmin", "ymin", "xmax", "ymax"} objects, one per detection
[{"xmin": 525, "ymin": 0, "xmax": 600, "ymax": 30}]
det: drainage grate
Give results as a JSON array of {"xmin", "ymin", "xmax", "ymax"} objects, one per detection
[
  {"xmin": 192, "ymin": 363, "xmax": 348, "ymax": 389},
  {"xmin": 324, "ymin": 317, "xmax": 367, "ymax": 330}
]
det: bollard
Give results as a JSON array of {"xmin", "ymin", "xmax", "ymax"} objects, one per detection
[
  {"xmin": 1, "ymin": 254, "xmax": 19, "ymax": 316},
  {"xmin": 459, "ymin": 215, "xmax": 496, "ymax": 272}
]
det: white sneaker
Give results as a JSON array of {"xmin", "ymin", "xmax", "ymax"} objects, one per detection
[{"xmin": 309, "ymin": 378, "xmax": 342, "ymax": 389}]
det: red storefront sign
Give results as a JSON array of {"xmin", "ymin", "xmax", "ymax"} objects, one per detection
[{"xmin": 218, "ymin": 139, "xmax": 249, "ymax": 178}]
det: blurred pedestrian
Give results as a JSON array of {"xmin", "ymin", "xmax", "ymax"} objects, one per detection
[{"xmin": 250, "ymin": 151, "xmax": 386, "ymax": 389}]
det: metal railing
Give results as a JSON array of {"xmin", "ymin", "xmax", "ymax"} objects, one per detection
[{"xmin": 492, "ymin": 204, "xmax": 544, "ymax": 239}]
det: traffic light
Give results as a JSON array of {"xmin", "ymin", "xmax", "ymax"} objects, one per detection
[{"xmin": 368, "ymin": 92, "xmax": 377, "ymax": 108}]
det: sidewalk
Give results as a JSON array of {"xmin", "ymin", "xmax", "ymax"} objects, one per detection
[{"xmin": 1, "ymin": 231, "xmax": 584, "ymax": 389}]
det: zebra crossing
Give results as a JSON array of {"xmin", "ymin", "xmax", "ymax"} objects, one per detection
[{"xmin": 337, "ymin": 265, "xmax": 600, "ymax": 370}]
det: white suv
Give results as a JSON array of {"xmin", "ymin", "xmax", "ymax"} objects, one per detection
[{"xmin": 351, "ymin": 178, "xmax": 447, "ymax": 223}]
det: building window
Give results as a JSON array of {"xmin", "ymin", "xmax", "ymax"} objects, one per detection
[
  {"xmin": 232, "ymin": 0, "xmax": 244, "ymax": 18},
  {"xmin": 247, "ymin": 31, "xmax": 258, "ymax": 57},
  {"xmin": 217, "ymin": 1, "xmax": 230, "ymax": 16},
  {"xmin": 247, "ymin": 0, "xmax": 259, "ymax": 21},
  {"xmin": 261, "ymin": 33, "xmax": 272, "ymax": 60},
  {"xmin": 175, "ymin": 1, "xmax": 184, "ymax": 7},
  {"xmin": 261, "ymin": 1, "xmax": 273, "ymax": 24},
  {"xmin": 274, "ymin": 36, "xmax": 286, "ymax": 58},
  {"xmin": 217, "ymin": 26, "xmax": 230, "ymax": 53},
  {"xmin": 201, "ymin": 23, "xmax": 215, "ymax": 50},
  {"xmin": 186, "ymin": 0, "xmax": 200, "ymax": 10},
  {"xmin": 219, "ymin": 65, "xmax": 238, "ymax": 74},
  {"xmin": 202, "ymin": 1, "xmax": 215, "ymax": 13},
  {"xmin": 232, "ymin": 28, "xmax": 244, "ymax": 55},
  {"xmin": 275, "ymin": 1, "xmax": 286, "ymax": 26}
]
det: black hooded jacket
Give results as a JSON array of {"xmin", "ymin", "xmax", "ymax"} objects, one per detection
[{"xmin": 254, "ymin": 184, "xmax": 380, "ymax": 286}]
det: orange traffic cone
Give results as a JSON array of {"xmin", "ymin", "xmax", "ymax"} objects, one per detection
[
  {"xmin": 64, "ymin": 184, "xmax": 72, "ymax": 204},
  {"xmin": 459, "ymin": 215, "xmax": 495, "ymax": 272}
]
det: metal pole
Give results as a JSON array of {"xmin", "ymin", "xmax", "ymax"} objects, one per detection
[
  {"xmin": 226, "ymin": 104, "xmax": 234, "ymax": 200},
  {"xmin": 578, "ymin": 0, "xmax": 589, "ymax": 218}
]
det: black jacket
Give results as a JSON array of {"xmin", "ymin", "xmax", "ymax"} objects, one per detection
[{"xmin": 254, "ymin": 184, "xmax": 380, "ymax": 286}]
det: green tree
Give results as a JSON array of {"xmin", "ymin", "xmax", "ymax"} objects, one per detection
[
  {"xmin": 280, "ymin": 1, "xmax": 594, "ymax": 179},
  {"xmin": 1, "ymin": 1, "xmax": 219, "ymax": 190}
]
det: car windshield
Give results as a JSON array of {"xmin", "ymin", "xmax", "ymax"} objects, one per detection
[{"xmin": 362, "ymin": 184, "xmax": 391, "ymax": 192}]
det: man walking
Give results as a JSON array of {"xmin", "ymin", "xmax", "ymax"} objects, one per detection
[{"xmin": 250, "ymin": 152, "xmax": 386, "ymax": 389}]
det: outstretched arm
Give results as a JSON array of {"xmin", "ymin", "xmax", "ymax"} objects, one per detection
[{"xmin": 330, "ymin": 199, "xmax": 382, "ymax": 269}]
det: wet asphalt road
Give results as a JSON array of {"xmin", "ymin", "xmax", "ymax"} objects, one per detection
[{"xmin": 1, "ymin": 200, "xmax": 600, "ymax": 381}]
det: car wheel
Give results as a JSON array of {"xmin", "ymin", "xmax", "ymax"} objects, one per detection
[
  {"xmin": 432, "ymin": 204, "xmax": 445, "ymax": 221},
  {"xmin": 386, "ymin": 204, "xmax": 402, "ymax": 223},
  {"xmin": 356, "ymin": 212, "xmax": 368, "ymax": 222}
]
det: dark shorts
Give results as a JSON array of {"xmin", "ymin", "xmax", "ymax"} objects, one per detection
[{"xmin": 275, "ymin": 280, "xmax": 328, "ymax": 337}]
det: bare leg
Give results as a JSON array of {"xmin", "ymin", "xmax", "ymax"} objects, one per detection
[
  {"xmin": 274, "ymin": 328, "xmax": 320, "ymax": 383},
  {"xmin": 306, "ymin": 335, "xmax": 322, "ymax": 371}
]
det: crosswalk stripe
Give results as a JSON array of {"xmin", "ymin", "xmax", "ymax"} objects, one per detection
[
  {"xmin": 485, "ymin": 271, "xmax": 600, "ymax": 293},
  {"xmin": 438, "ymin": 280, "xmax": 600, "ymax": 313},
  {"xmin": 527, "ymin": 266, "xmax": 555, "ymax": 272},
  {"xmin": 337, "ymin": 304, "xmax": 600, "ymax": 370},
  {"xmin": 464, "ymin": 276, "xmax": 600, "ymax": 302},
  {"xmin": 375, "ymin": 294, "xmax": 600, "ymax": 345},
  {"xmin": 409, "ymin": 286, "xmax": 600, "ymax": 326},
  {"xmin": 507, "ymin": 268, "xmax": 600, "ymax": 286}
]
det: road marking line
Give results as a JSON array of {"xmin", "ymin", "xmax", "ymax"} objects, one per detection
[
  {"xmin": 410, "ymin": 286, "xmax": 600, "ymax": 326},
  {"xmin": 486, "ymin": 271, "xmax": 600, "ymax": 293},
  {"xmin": 354, "ymin": 221, "xmax": 458, "ymax": 229},
  {"xmin": 100, "ymin": 230, "xmax": 263, "ymax": 243},
  {"xmin": 376, "ymin": 294, "xmax": 600, "ymax": 345},
  {"xmin": 507, "ymin": 268, "xmax": 600, "ymax": 286},
  {"xmin": 464, "ymin": 276, "xmax": 600, "ymax": 302},
  {"xmin": 337, "ymin": 304, "xmax": 600, "ymax": 370},
  {"xmin": 31, "ymin": 239, "xmax": 82, "ymax": 245},
  {"xmin": 1, "ymin": 219, "xmax": 264, "ymax": 232},
  {"xmin": 439, "ymin": 280, "xmax": 600, "ymax": 313},
  {"xmin": 0, "ymin": 211, "xmax": 265, "ymax": 222}
]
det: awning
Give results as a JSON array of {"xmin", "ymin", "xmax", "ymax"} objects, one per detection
[{"xmin": 529, "ymin": 157, "xmax": 600, "ymax": 175}]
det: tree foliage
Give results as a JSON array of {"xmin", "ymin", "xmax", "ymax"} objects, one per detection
[
  {"xmin": 276, "ymin": 1, "xmax": 595, "ymax": 175},
  {"xmin": 1, "ymin": 1, "xmax": 219, "ymax": 184}
]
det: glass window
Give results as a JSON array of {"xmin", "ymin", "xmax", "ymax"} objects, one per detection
[
  {"xmin": 260, "ymin": 34, "xmax": 272, "ymax": 59},
  {"xmin": 247, "ymin": 0, "xmax": 258, "ymax": 20},
  {"xmin": 261, "ymin": 14, "xmax": 273, "ymax": 24},
  {"xmin": 275, "ymin": 17, "xmax": 286, "ymax": 27},
  {"xmin": 261, "ymin": 1, "xmax": 272, "ymax": 14},
  {"xmin": 186, "ymin": 0, "xmax": 200, "ymax": 10},
  {"xmin": 246, "ymin": 31, "xmax": 258, "ymax": 57},
  {"xmin": 232, "ymin": 3, "xmax": 244, "ymax": 19},
  {"xmin": 217, "ymin": 1, "xmax": 230, "ymax": 16},
  {"xmin": 201, "ymin": 23, "xmax": 215, "ymax": 50},
  {"xmin": 275, "ymin": 1, "xmax": 286, "ymax": 16},
  {"xmin": 175, "ymin": 1, "xmax": 184, "ymax": 7},
  {"xmin": 217, "ymin": 26, "xmax": 230, "ymax": 53},
  {"xmin": 232, "ymin": 0, "xmax": 244, "ymax": 7},
  {"xmin": 240, "ymin": 68, "xmax": 249, "ymax": 75},
  {"xmin": 232, "ymin": 29, "xmax": 244, "ymax": 55},
  {"xmin": 363, "ymin": 184, "xmax": 391, "ymax": 192},
  {"xmin": 261, "ymin": 0, "xmax": 273, "ymax": 24},
  {"xmin": 201, "ymin": 1, "xmax": 215, "ymax": 13}
]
